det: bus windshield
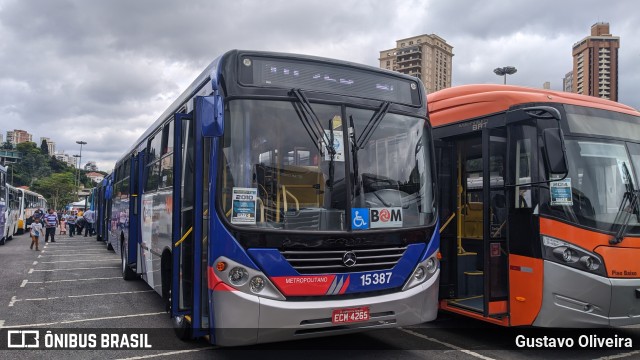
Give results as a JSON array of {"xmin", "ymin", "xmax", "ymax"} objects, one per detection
[
  {"xmin": 220, "ymin": 99, "xmax": 434, "ymax": 231},
  {"xmin": 542, "ymin": 106, "xmax": 640, "ymax": 235}
]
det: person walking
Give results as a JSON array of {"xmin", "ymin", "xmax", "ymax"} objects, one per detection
[
  {"xmin": 66, "ymin": 211, "xmax": 78, "ymax": 237},
  {"xmin": 30, "ymin": 213, "xmax": 44, "ymax": 251},
  {"xmin": 83, "ymin": 209, "xmax": 96, "ymax": 237},
  {"xmin": 44, "ymin": 208, "xmax": 58, "ymax": 243}
]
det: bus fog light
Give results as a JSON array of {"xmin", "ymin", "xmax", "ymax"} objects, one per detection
[
  {"xmin": 228, "ymin": 267, "xmax": 249, "ymax": 286},
  {"xmin": 581, "ymin": 256, "xmax": 600, "ymax": 271},
  {"xmin": 414, "ymin": 266, "xmax": 426, "ymax": 281},
  {"xmin": 250, "ymin": 276, "xmax": 265, "ymax": 293},
  {"xmin": 425, "ymin": 258, "xmax": 437, "ymax": 274}
]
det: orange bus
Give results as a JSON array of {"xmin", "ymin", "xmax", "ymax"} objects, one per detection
[{"xmin": 429, "ymin": 84, "xmax": 640, "ymax": 327}]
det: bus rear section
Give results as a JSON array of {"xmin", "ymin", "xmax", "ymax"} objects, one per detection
[
  {"xmin": 110, "ymin": 50, "xmax": 440, "ymax": 346},
  {"xmin": 430, "ymin": 84, "xmax": 640, "ymax": 327}
]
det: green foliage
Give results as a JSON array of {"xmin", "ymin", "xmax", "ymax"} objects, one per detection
[
  {"xmin": 12, "ymin": 142, "xmax": 52, "ymax": 187},
  {"xmin": 40, "ymin": 139, "xmax": 49, "ymax": 155},
  {"xmin": 1, "ymin": 141, "xmax": 13, "ymax": 150},
  {"xmin": 32, "ymin": 172, "xmax": 76, "ymax": 210}
]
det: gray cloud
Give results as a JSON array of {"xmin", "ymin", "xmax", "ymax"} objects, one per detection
[{"xmin": 1, "ymin": 0, "xmax": 638, "ymax": 172}]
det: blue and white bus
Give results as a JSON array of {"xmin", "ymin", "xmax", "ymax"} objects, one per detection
[
  {"xmin": 4, "ymin": 184, "xmax": 21, "ymax": 242},
  {"xmin": 0, "ymin": 165, "xmax": 6, "ymax": 245},
  {"xmin": 105, "ymin": 50, "xmax": 439, "ymax": 345}
]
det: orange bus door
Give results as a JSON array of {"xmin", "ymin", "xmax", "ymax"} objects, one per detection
[{"xmin": 482, "ymin": 128, "xmax": 509, "ymax": 318}]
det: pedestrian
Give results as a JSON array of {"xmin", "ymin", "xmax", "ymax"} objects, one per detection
[
  {"xmin": 66, "ymin": 211, "xmax": 77, "ymax": 237},
  {"xmin": 83, "ymin": 209, "xmax": 96, "ymax": 237},
  {"xmin": 44, "ymin": 208, "xmax": 58, "ymax": 243},
  {"xmin": 76, "ymin": 216, "xmax": 86, "ymax": 235},
  {"xmin": 30, "ymin": 213, "xmax": 44, "ymax": 251}
]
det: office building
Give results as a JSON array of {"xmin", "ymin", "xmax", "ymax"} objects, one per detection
[
  {"xmin": 379, "ymin": 34, "xmax": 454, "ymax": 93},
  {"xmin": 563, "ymin": 71, "xmax": 574, "ymax": 93},
  {"xmin": 6, "ymin": 129, "xmax": 33, "ymax": 146},
  {"xmin": 572, "ymin": 22, "xmax": 620, "ymax": 101}
]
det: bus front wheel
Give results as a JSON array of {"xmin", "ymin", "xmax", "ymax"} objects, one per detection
[
  {"xmin": 121, "ymin": 245, "xmax": 137, "ymax": 280},
  {"xmin": 172, "ymin": 314, "xmax": 192, "ymax": 340}
]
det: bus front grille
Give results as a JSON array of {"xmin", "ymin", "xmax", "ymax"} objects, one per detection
[{"xmin": 280, "ymin": 246, "xmax": 407, "ymax": 274}]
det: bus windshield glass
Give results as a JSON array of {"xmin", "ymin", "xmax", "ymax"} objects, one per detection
[
  {"xmin": 220, "ymin": 99, "xmax": 434, "ymax": 231},
  {"xmin": 542, "ymin": 106, "xmax": 640, "ymax": 235}
]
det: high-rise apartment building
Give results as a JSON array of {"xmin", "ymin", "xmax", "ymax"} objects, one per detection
[
  {"xmin": 6, "ymin": 129, "xmax": 33, "ymax": 146},
  {"xmin": 379, "ymin": 34, "xmax": 454, "ymax": 94},
  {"xmin": 572, "ymin": 22, "xmax": 619, "ymax": 101},
  {"xmin": 562, "ymin": 71, "xmax": 574, "ymax": 93},
  {"xmin": 40, "ymin": 137, "xmax": 56, "ymax": 154}
]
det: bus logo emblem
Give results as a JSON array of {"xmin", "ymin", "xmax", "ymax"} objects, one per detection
[{"xmin": 342, "ymin": 251, "xmax": 357, "ymax": 267}]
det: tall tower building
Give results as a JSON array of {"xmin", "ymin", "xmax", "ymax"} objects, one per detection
[
  {"xmin": 6, "ymin": 129, "xmax": 33, "ymax": 146},
  {"xmin": 572, "ymin": 22, "xmax": 620, "ymax": 101},
  {"xmin": 379, "ymin": 34, "xmax": 454, "ymax": 94},
  {"xmin": 562, "ymin": 71, "xmax": 574, "ymax": 93}
]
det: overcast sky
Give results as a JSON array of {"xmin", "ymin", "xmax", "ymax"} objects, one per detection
[{"xmin": 1, "ymin": 0, "xmax": 638, "ymax": 172}]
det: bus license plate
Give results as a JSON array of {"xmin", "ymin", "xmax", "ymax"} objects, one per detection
[{"xmin": 331, "ymin": 306, "xmax": 370, "ymax": 324}]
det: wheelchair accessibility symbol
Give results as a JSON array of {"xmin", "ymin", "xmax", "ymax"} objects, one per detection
[{"xmin": 351, "ymin": 208, "xmax": 369, "ymax": 230}]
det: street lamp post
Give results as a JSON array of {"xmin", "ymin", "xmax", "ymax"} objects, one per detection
[
  {"xmin": 73, "ymin": 154, "xmax": 81, "ymax": 199},
  {"xmin": 493, "ymin": 66, "xmax": 517, "ymax": 84},
  {"xmin": 76, "ymin": 140, "xmax": 87, "ymax": 198}
]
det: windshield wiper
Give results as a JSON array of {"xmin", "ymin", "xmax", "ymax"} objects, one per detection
[
  {"xmin": 290, "ymin": 88, "xmax": 336, "ymax": 189},
  {"xmin": 349, "ymin": 115, "xmax": 361, "ymax": 200},
  {"xmin": 611, "ymin": 162, "xmax": 640, "ymax": 244},
  {"xmin": 357, "ymin": 101, "xmax": 390, "ymax": 149}
]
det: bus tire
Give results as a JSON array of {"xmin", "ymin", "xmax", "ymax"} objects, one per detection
[
  {"xmin": 121, "ymin": 245, "xmax": 137, "ymax": 280},
  {"xmin": 172, "ymin": 314, "xmax": 192, "ymax": 341},
  {"xmin": 0, "ymin": 237, "xmax": 5, "ymax": 246}
]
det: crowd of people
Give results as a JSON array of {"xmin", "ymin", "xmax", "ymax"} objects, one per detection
[{"xmin": 29, "ymin": 208, "xmax": 96, "ymax": 251}]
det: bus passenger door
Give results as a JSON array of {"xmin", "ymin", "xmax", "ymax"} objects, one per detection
[
  {"xmin": 435, "ymin": 140, "xmax": 458, "ymax": 299},
  {"xmin": 171, "ymin": 112, "xmax": 197, "ymax": 337},
  {"xmin": 482, "ymin": 128, "xmax": 509, "ymax": 317}
]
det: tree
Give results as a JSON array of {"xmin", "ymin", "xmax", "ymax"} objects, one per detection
[
  {"xmin": 13, "ymin": 142, "xmax": 51, "ymax": 187},
  {"xmin": 1, "ymin": 141, "xmax": 13, "ymax": 150},
  {"xmin": 32, "ymin": 172, "xmax": 75, "ymax": 210},
  {"xmin": 40, "ymin": 139, "xmax": 49, "ymax": 155}
]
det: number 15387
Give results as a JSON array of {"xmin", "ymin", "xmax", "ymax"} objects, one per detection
[{"xmin": 360, "ymin": 272, "xmax": 392, "ymax": 286}]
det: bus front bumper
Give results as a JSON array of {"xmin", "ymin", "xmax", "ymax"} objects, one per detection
[
  {"xmin": 211, "ymin": 270, "xmax": 439, "ymax": 346},
  {"xmin": 533, "ymin": 261, "xmax": 640, "ymax": 327}
]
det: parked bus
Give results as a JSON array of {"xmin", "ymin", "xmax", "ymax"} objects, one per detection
[
  {"xmin": 4, "ymin": 184, "xmax": 21, "ymax": 241},
  {"xmin": 105, "ymin": 50, "xmax": 439, "ymax": 345},
  {"xmin": 430, "ymin": 84, "xmax": 640, "ymax": 327},
  {"xmin": 0, "ymin": 165, "xmax": 6, "ymax": 245},
  {"xmin": 94, "ymin": 174, "xmax": 113, "ymax": 246},
  {"xmin": 16, "ymin": 187, "xmax": 47, "ymax": 234}
]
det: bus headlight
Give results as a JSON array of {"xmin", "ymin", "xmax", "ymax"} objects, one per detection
[
  {"xmin": 403, "ymin": 254, "xmax": 439, "ymax": 291},
  {"xmin": 425, "ymin": 257, "xmax": 437, "ymax": 274},
  {"xmin": 228, "ymin": 267, "xmax": 249, "ymax": 286},
  {"xmin": 542, "ymin": 236, "xmax": 605, "ymax": 276},
  {"xmin": 249, "ymin": 276, "xmax": 265, "ymax": 293},
  {"xmin": 214, "ymin": 257, "xmax": 285, "ymax": 300}
]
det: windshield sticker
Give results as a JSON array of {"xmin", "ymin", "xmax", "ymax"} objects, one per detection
[
  {"xmin": 231, "ymin": 187, "xmax": 258, "ymax": 224},
  {"xmin": 617, "ymin": 160, "xmax": 633, "ymax": 185},
  {"xmin": 550, "ymin": 178, "xmax": 573, "ymax": 206},
  {"xmin": 351, "ymin": 208, "xmax": 370, "ymax": 230},
  {"xmin": 323, "ymin": 130, "xmax": 345, "ymax": 162},
  {"xmin": 370, "ymin": 207, "xmax": 403, "ymax": 228}
]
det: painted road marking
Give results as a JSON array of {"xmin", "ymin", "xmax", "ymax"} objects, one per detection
[
  {"xmin": 23, "ymin": 276, "xmax": 121, "ymax": 285},
  {"xmin": 116, "ymin": 347, "xmax": 217, "ymax": 359},
  {"xmin": 9, "ymin": 290, "xmax": 154, "ymax": 306},
  {"xmin": 30, "ymin": 266, "xmax": 119, "ymax": 272},
  {"xmin": 399, "ymin": 328, "xmax": 496, "ymax": 360},
  {"xmin": 40, "ymin": 259, "xmax": 119, "ymax": 264},
  {"xmin": 595, "ymin": 351, "xmax": 640, "ymax": 360},
  {"xmin": 20, "ymin": 280, "xmax": 28, "ymax": 287},
  {"xmin": 1, "ymin": 312, "xmax": 166, "ymax": 328},
  {"xmin": 37, "ymin": 253, "xmax": 112, "ymax": 257},
  {"xmin": 0, "ymin": 320, "xmax": 4, "ymax": 328}
]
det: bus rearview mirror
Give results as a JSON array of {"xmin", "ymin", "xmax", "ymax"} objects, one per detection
[
  {"xmin": 542, "ymin": 128, "xmax": 568, "ymax": 175},
  {"xmin": 197, "ymin": 95, "xmax": 224, "ymax": 137}
]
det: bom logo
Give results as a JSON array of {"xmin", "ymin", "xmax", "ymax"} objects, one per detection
[{"xmin": 370, "ymin": 207, "xmax": 402, "ymax": 229}]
